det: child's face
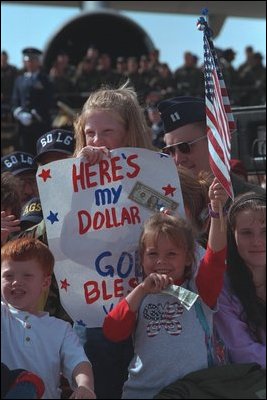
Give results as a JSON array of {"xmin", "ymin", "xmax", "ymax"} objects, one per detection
[
  {"xmin": 142, "ymin": 233, "xmax": 191, "ymax": 282},
  {"xmin": 1, "ymin": 258, "xmax": 51, "ymax": 315},
  {"xmin": 84, "ymin": 110, "xmax": 129, "ymax": 149},
  {"xmin": 234, "ymin": 209, "xmax": 266, "ymax": 270}
]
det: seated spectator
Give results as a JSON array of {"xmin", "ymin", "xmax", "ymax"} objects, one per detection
[
  {"xmin": 1, "ymin": 237, "xmax": 96, "ymax": 399},
  {"xmin": 173, "ymin": 52, "xmax": 203, "ymax": 97},
  {"xmin": 138, "ymin": 55, "xmax": 156, "ymax": 88},
  {"xmin": 126, "ymin": 57, "xmax": 145, "ymax": 94},
  {"xmin": 84, "ymin": 45, "xmax": 99, "ymax": 70},
  {"xmin": 148, "ymin": 48, "xmax": 161, "ymax": 74},
  {"xmin": 49, "ymin": 58, "xmax": 75, "ymax": 101},
  {"xmin": 97, "ymin": 53, "xmax": 121, "ymax": 86},
  {"xmin": 150, "ymin": 62, "xmax": 176, "ymax": 97},
  {"xmin": 214, "ymin": 192, "xmax": 266, "ymax": 368},
  {"xmin": 50, "ymin": 51, "xmax": 76, "ymax": 82},
  {"xmin": 239, "ymin": 52, "xmax": 266, "ymax": 106},
  {"xmin": 1, "ymin": 152, "xmax": 39, "ymax": 205},
  {"xmin": 238, "ymin": 46, "xmax": 254, "ymax": 75},
  {"xmin": 220, "ymin": 48, "xmax": 239, "ymax": 103},
  {"xmin": 115, "ymin": 56, "xmax": 127, "ymax": 78},
  {"xmin": 74, "ymin": 57, "xmax": 100, "ymax": 93}
]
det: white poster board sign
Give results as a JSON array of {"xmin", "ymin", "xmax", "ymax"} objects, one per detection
[{"xmin": 37, "ymin": 148, "xmax": 185, "ymax": 327}]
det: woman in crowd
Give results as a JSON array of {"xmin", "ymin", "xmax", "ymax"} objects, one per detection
[{"xmin": 214, "ymin": 192, "xmax": 266, "ymax": 368}]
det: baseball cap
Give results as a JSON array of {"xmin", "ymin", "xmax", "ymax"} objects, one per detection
[
  {"xmin": 22, "ymin": 47, "xmax": 42, "ymax": 61},
  {"xmin": 157, "ymin": 96, "xmax": 206, "ymax": 134},
  {"xmin": 20, "ymin": 197, "xmax": 43, "ymax": 225},
  {"xmin": 34, "ymin": 129, "xmax": 75, "ymax": 162},
  {"xmin": 1, "ymin": 152, "xmax": 38, "ymax": 175}
]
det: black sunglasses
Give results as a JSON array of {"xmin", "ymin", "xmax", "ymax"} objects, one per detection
[{"xmin": 162, "ymin": 135, "xmax": 207, "ymax": 156}]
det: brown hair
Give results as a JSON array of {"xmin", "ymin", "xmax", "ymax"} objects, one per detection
[
  {"xmin": 227, "ymin": 192, "xmax": 266, "ymax": 342},
  {"xmin": 1, "ymin": 172, "xmax": 22, "ymax": 218},
  {"xmin": 1, "ymin": 237, "xmax": 54, "ymax": 276},
  {"xmin": 178, "ymin": 166, "xmax": 212, "ymax": 234},
  {"xmin": 73, "ymin": 81, "xmax": 154, "ymax": 155},
  {"xmin": 139, "ymin": 212, "xmax": 196, "ymax": 280},
  {"xmin": 228, "ymin": 192, "xmax": 266, "ymax": 229}
]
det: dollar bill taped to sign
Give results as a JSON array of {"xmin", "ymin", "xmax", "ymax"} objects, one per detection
[
  {"xmin": 161, "ymin": 284, "xmax": 199, "ymax": 310},
  {"xmin": 129, "ymin": 181, "xmax": 179, "ymax": 213}
]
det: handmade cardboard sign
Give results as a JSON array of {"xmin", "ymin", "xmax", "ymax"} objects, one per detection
[{"xmin": 37, "ymin": 148, "xmax": 185, "ymax": 327}]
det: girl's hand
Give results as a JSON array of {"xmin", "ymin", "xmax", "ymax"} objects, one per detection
[
  {"xmin": 141, "ymin": 273, "xmax": 173, "ymax": 294},
  {"xmin": 208, "ymin": 178, "xmax": 229, "ymax": 212},
  {"xmin": 77, "ymin": 145, "xmax": 110, "ymax": 165}
]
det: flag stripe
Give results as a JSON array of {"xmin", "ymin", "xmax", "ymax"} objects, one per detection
[
  {"xmin": 203, "ymin": 27, "xmax": 235, "ymax": 199},
  {"xmin": 213, "ymin": 74, "xmax": 232, "ymax": 150},
  {"xmin": 209, "ymin": 156, "xmax": 234, "ymax": 199},
  {"xmin": 206, "ymin": 107, "xmax": 230, "ymax": 157}
]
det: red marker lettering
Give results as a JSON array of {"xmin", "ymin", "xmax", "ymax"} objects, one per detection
[
  {"xmin": 102, "ymin": 281, "xmax": 113, "ymax": 300},
  {"xmin": 114, "ymin": 278, "xmax": 124, "ymax": 297},
  {"xmin": 99, "ymin": 159, "xmax": 112, "ymax": 185},
  {"xmin": 93, "ymin": 212, "xmax": 105, "ymax": 230},
  {"xmin": 72, "ymin": 163, "xmax": 86, "ymax": 192},
  {"xmin": 78, "ymin": 210, "xmax": 91, "ymax": 234},
  {"xmin": 111, "ymin": 156, "xmax": 123, "ymax": 181},
  {"xmin": 84, "ymin": 281, "xmax": 100, "ymax": 304},
  {"xmin": 126, "ymin": 154, "xmax": 140, "ymax": 178}
]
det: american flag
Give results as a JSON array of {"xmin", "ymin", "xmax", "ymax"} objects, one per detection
[{"xmin": 199, "ymin": 16, "xmax": 235, "ymax": 199}]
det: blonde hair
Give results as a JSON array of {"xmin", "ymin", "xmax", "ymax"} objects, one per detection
[
  {"xmin": 73, "ymin": 82, "xmax": 154, "ymax": 155},
  {"xmin": 178, "ymin": 166, "xmax": 213, "ymax": 234},
  {"xmin": 1, "ymin": 237, "xmax": 54, "ymax": 276},
  {"xmin": 139, "ymin": 212, "xmax": 196, "ymax": 280}
]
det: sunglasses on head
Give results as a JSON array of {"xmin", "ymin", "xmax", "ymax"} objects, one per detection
[{"xmin": 162, "ymin": 135, "xmax": 207, "ymax": 156}]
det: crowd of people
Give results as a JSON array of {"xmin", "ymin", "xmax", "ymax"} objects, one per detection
[
  {"xmin": 1, "ymin": 44, "xmax": 266, "ymax": 125},
  {"xmin": 1, "ymin": 44, "xmax": 266, "ymax": 400}
]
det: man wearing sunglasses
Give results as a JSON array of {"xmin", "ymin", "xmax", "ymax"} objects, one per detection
[
  {"xmin": 158, "ymin": 96, "xmax": 210, "ymax": 176},
  {"xmin": 158, "ymin": 96, "xmax": 265, "ymax": 197}
]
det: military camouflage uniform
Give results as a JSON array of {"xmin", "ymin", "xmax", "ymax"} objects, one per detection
[{"xmin": 18, "ymin": 220, "xmax": 73, "ymax": 324}]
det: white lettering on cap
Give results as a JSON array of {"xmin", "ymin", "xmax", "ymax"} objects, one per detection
[
  {"xmin": 20, "ymin": 154, "xmax": 33, "ymax": 164},
  {"xmin": 56, "ymin": 131, "xmax": 73, "ymax": 146},
  {"xmin": 40, "ymin": 133, "xmax": 53, "ymax": 148},
  {"xmin": 170, "ymin": 112, "xmax": 180, "ymax": 122},
  {"xmin": 4, "ymin": 155, "xmax": 18, "ymax": 168}
]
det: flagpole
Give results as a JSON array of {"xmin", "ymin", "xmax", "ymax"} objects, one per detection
[{"xmin": 197, "ymin": 8, "xmax": 235, "ymax": 231}]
